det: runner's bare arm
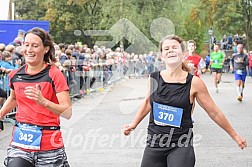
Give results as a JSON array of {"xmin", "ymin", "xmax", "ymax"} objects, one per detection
[
  {"xmin": 45, "ymin": 91, "xmax": 72, "ymax": 120},
  {"xmin": 123, "ymin": 77, "xmax": 151, "ymax": 135},
  {"xmin": 191, "ymin": 77, "xmax": 247, "ymax": 149}
]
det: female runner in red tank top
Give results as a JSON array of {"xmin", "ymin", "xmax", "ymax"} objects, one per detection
[{"xmin": 0, "ymin": 28, "xmax": 72, "ymax": 167}]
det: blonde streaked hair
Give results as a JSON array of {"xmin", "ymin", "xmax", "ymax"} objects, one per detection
[{"xmin": 187, "ymin": 40, "xmax": 196, "ymax": 46}]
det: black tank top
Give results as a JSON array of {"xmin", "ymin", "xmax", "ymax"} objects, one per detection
[{"xmin": 147, "ymin": 71, "xmax": 194, "ymax": 148}]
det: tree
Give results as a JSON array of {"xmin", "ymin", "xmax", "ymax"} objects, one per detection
[
  {"xmin": 13, "ymin": 0, "xmax": 213, "ymax": 53},
  {"xmin": 14, "ymin": 0, "xmax": 46, "ymax": 20},
  {"xmin": 198, "ymin": 0, "xmax": 252, "ymax": 50},
  {"xmin": 42, "ymin": 0, "xmax": 100, "ymax": 45},
  {"xmin": 239, "ymin": 0, "xmax": 252, "ymax": 50},
  {"xmin": 182, "ymin": 6, "xmax": 206, "ymax": 55}
]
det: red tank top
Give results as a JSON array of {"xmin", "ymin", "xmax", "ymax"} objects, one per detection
[{"xmin": 9, "ymin": 64, "xmax": 69, "ymax": 151}]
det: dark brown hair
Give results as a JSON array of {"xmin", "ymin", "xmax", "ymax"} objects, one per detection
[
  {"xmin": 159, "ymin": 35, "xmax": 190, "ymax": 72},
  {"xmin": 24, "ymin": 27, "xmax": 56, "ymax": 63}
]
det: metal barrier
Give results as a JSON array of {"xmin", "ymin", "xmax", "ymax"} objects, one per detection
[
  {"xmin": 62, "ymin": 62, "xmax": 125, "ymax": 99},
  {"xmin": 0, "ymin": 74, "xmax": 16, "ymax": 119}
]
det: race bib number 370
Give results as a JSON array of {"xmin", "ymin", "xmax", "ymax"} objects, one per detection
[
  {"xmin": 11, "ymin": 123, "xmax": 42, "ymax": 150},
  {"xmin": 153, "ymin": 102, "xmax": 183, "ymax": 128}
]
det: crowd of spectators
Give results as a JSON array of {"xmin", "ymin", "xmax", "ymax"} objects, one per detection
[
  {"xmin": 3, "ymin": 32, "xmax": 250, "ymax": 101},
  {"xmin": 0, "ymin": 38, "xmax": 165, "ymax": 101},
  {"xmin": 220, "ymin": 34, "xmax": 247, "ymax": 52}
]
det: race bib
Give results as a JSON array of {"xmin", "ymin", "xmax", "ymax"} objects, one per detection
[
  {"xmin": 11, "ymin": 123, "xmax": 42, "ymax": 150},
  {"xmin": 213, "ymin": 60, "xmax": 219, "ymax": 64},
  {"xmin": 153, "ymin": 101, "xmax": 183, "ymax": 128},
  {"xmin": 236, "ymin": 70, "xmax": 243, "ymax": 75}
]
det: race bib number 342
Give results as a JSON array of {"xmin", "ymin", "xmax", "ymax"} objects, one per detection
[
  {"xmin": 11, "ymin": 123, "xmax": 42, "ymax": 150},
  {"xmin": 153, "ymin": 102, "xmax": 183, "ymax": 128}
]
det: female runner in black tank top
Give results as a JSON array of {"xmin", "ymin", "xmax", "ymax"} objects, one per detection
[{"xmin": 123, "ymin": 35, "xmax": 247, "ymax": 167}]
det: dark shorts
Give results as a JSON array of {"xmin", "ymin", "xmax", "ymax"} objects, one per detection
[
  {"xmin": 211, "ymin": 68, "xmax": 222, "ymax": 73},
  {"xmin": 141, "ymin": 144, "xmax": 195, "ymax": 167},
  {"xmin": 4, "ymin": 146, "xmax": 70, "ymax": 167}
]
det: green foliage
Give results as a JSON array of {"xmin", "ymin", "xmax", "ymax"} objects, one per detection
[
  {"xmin": 13, "ymin": 0, "xmax": 251, "ymax": 51},
  {"xmin": 14, "ymin": 0, "xmax": 46, "ymax": 20},
  {"xmin": 197, "ymin": 0, "xmax": 252, "ymax": 50}
]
